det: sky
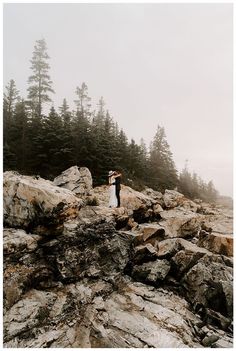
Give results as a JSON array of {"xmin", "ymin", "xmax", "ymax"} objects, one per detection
[{"xmin": 3, "ymin": 2, "xmax": 233, "ymax": 197}]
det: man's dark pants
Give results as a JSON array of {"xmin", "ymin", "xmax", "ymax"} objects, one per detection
[{"xmin": 116, "ymin": 186, "xmax": 121, "ymax": 207}]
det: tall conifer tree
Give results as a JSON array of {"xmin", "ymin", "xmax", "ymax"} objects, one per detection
[{"xmin": 27, "ymin": 38, "xmax": 54, "ymax": 117}]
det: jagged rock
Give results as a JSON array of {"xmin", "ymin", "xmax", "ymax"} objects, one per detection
[
  {"xmin": 3, "ymin": 228, "xmax": 41, "ymax": 255},
  {"xmin": 3, "ymin": 171, "xmax": 82, "ymax": 234},
  {"xmin": 132, "ymin": 259, "xmax": 171, "ymax": 284},
  {"xmin": 141, "ymin": 188, "xmax": 164, "ymax": 205},
  {"xmin": 159, "ymin": 208, "xmax": 204, "ymax": 238},
  {"xmin": 41, "ymin": 222, "xmax": 131, "ymax": 281},
  {"xmin": 202, "ymin": 334, "xmax": 219, "ymax": 346},
  {"xmin": 3, "ymin": 228, "xmax": 53, "ymax": 311},
  {"xmin": 163, "ymin": 189, "xmax": 200, "ymax": 212},
  {"xmin": 53, "ymin": 166, "xmax": 93, "ymax": 196},
  {"xmin": 133, "ymin": 244, "xmax": 158, "ymax": 264},
  {"xmin": 163, "ymin": 189, "xmax": 185, "ymax": 208},
  {"xmin": 183, "ymin": 254, "xmax": 233, "ymax": 322},
  {"xmin": 212, "ymin": 338, "xmax": 233, "ymax": 348},
  {"xmin": 133, "ymin": 223, "xmax": 165, "ymax": 247},
  {"xmin": 4, "ymin": 289, "xmax": 58, "ymax": 341},
  {"xmin": 197, "ymin": 231, "xmax": 233, "ymax": 257},
  {"xmin": 156, "ymin": 237, "xmax": 208, "ymax": 259}
]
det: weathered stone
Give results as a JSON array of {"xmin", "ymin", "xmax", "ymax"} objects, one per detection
[
  {"xmin": 183, "ymin": 254, "xmax": 233, "ymax": 321},
  {"xmin": 53, "ymin": 166, "xmax": 93, "ymax": 196},
  {"xmin": 132, "ymin": 259, "xmax": 171, "ymax": 284},
  {"xmin": 133, "ymin": 244, "xmax": 158, "ymax": 264},
  {"xmin": 43, "ymin": 222, "xmax": 131, "ymax": 281},
  {"xmin": 202, "ymin": 334, "xmax": 219, "ymax": 346},
  {"xmin": 159, "ymin": 208, "xmax": 204, "ymax": 238},
  {"xmin": 157, "ymin": 238, "xmax": 181, "ymax": 258},
  {"xmin": 3, "ymin": 171, "xmax": 82, "ymax": 234},
  {"xmin": 133, "ymin": 223, "xmax": 165, "ymax": 247},
  {"xmin": 3, "ymin": 228, "xmax": 41, "ymax": 255},
  {"xmin": 197, "ymin": 230, "xmax": 233, "ymax": 257}
]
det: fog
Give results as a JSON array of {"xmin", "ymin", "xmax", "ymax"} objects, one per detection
[{"xmin": 3, "ymin": 3, "xmax": 233, "ymax": 196}]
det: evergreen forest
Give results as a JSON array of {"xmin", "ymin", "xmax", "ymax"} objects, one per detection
[{"xmin": 3, "ymin": 39, "xmax": 219, "ymax": 202}]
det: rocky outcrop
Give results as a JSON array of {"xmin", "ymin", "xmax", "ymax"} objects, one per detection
[
  {"xmin": 53, "ymin": 166, "xmax": 93, "ymax": 196},
  {"xmin": 3, "ymin": 169, "xmax": 233, "ymax": 348},
  {"xmin": 3, "ymin": 171, "xmax": 82, "ymax": 235}
]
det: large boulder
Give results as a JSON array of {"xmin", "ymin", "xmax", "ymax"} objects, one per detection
[
  {"xmin": 53, "ymin": 166, "xmax": 93, "ymax": 196},
  {"xmin": 163, "ymin": 190, "xmax": 200, "ymax": 212},
  {"xmin": 159, "ymin": 208, "xmax": 204, "ymax": 238},
  {"xmin": 132, "ymin": 259, "xmax": 171, "ymax": 284},
  {"xmin": 133, "ymin": 223, "xmax": 165, "ymax": 248},
  {"xmin": 183, "ymin": 254, "xmax": 233, "ymax": 325},
  {"xmin": 3, "ymin": 171, "xmax": 82, "ymax": 234},
  {"xmin": 197, "ymin": 231, "xmax": 233, "ymax": 257}
]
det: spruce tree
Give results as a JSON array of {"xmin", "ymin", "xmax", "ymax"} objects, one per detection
[
  {"xmin": 59, "ymin": 99, "xmax": 74, "ymax": 169},
  {"xmin": 42, "ymin": 106, "xmax": 64, "ymax": 178},
  {"xmin": 8, "ymin": 100, "xmax": 30, "ymax": 172},
  {"xmin": 72, "ymin": 82, "xmax": 93, "ymax": 167},
  {"xmin": 149, "ymin": 125, "xmax": 178, "ymax": 191},
  {"xmin": 3, "ymin": 80, "xmax": 20, "ymax": 147},
  {"xmin": 27, "ymin": 38, "xmax": 54, "ymax": 117}
]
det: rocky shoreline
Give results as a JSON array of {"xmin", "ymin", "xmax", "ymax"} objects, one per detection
[{"xmin": 3, "ymin": 166, "xmax": 233, "ymax": 348}]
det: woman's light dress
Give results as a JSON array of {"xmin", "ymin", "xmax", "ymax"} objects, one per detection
[{"xmin": 108, "ymin": 175, "xmax": 118, "ymax": 207}]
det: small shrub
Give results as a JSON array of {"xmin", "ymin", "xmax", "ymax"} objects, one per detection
[{"xmin": 86, "ymin": 196, "xmax": 99, "ymax": 206}]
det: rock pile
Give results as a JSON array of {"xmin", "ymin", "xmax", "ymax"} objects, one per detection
[{"xmin": 3, "ymin": 167, "xmax": 233, "ymax": 348}]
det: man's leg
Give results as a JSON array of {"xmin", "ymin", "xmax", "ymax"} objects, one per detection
[{"xmin": 116, "ymin": 188, "xmax": 120, "ymax": 207}]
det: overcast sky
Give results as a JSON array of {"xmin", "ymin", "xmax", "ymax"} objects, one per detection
[{"xmin": 3, "ymin": 3, "xmax": 233, "ymax": 196}]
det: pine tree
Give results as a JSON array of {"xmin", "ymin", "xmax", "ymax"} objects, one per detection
[
  {"xmin": 72, "ymin": 83, "xmax": 93, "ymax": 167},
  {"xmin": 8, "ymin": 100, "xmax": 30, "ymax": 172},
  {"xmin": 27, "ymin": 38, "xmax": 54, "ymax": 117},
  {"xmin": 41, "ymin": 106, "xmax": 64, "ymax": 178},
  {"xmin": 149, "ymin": 125, "xmax": 178, "ymax": 191},
  {"xmin": 59, "ymin": 99, "xmax": 74, "ymax": 169},
  {"xmin": 3, "ymin": 80, "xmax": 20, "ymax": 147}
]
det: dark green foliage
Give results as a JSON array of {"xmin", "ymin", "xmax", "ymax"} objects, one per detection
[{"xmin": 148, "ymin": 126, "xmax": 178, "ymax": 192}]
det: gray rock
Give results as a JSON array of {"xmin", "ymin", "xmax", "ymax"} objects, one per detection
[
  {"xmin": 53, "ymin": 166, "xmax": 93, "ymax": 196},
  {"xmin": 3, "ymin": 171, "xmax": 82, "ymax": 234},
  {"xmin": 197, "ymin": 230, "xmax": 233, "ymax": 257},
  {"xmin": 133, "ymin": 243, "xmax": 158, "ymax": 264},
  {"xmin": 132, "ymin": 259, "xmax": 171, "ymax": 284},
  {"xmin": 183, "ymin": 255, "xmax": 233, "ymax": 323},
  {"xmin": 202, "ymin": 334, "xmax": 219, "ymax": 346},
  {"xmin": 159, "ymin": 208, "xmax": 204, "ymax": 238}
]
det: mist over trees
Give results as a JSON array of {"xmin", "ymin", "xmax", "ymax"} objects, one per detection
[{"xmin": 3, "ymin": 39, "xmax": 219, "ymax": 202}]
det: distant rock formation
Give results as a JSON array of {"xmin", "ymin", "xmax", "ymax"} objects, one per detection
[{"xmin": 3, "ymin": 167, "xmax": 233, "ymax": 348}]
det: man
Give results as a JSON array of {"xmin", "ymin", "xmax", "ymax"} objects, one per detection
[{"xmin": 114, "ymin": 171, "xmax": 122, "ymax": 208}]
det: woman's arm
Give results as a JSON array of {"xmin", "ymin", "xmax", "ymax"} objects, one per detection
[{"xmin": 113, "ymin": 173, "xmax": 122, "ymax": 178}]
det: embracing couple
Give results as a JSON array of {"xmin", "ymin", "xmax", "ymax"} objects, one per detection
[{"xmin": 108, "ymin": 170, "xmax": 122, "ymax": 208}]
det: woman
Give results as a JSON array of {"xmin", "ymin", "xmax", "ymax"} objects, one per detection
[{"xmin": 108, "ymin": 170, "xmax": 118, "ymax": 207}]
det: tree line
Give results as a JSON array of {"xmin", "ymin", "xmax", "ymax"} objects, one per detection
[{"xmin": 3, "ymin": 38, "xmax": 219, "ymax": 202}]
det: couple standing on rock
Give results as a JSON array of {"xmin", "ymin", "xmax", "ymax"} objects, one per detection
[{"xmin": 108, "ymin": 170, "xmax": 122, "ymax": 208}]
